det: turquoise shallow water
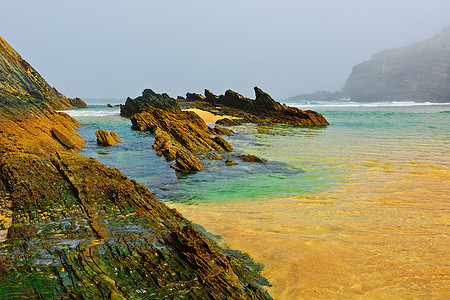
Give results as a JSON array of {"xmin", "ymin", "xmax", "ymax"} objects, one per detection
[{"xmin": 69, "ymin": 101, "xmax": 450, "ymax": 205}]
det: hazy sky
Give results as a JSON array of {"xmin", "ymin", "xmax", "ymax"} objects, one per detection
[{"xmin": 1, "ymin": 0, "xmax": 449, "ymax": 100}]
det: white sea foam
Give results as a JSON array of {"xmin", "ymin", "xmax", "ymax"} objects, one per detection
[
  {"xmin": 63, "ymin": 109, "xmax": 120, "ymax": 117},
  {"xmin": 287, "ymin": 100, "xmax": 450, "ymax": 108}
]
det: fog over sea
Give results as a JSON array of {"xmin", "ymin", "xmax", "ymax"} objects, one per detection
[{"xmin": 66, "ymin": 99, "xmax": 450, "ymax": 299}]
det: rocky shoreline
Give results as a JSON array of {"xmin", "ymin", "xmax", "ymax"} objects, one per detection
[
  {"xmin": 0, "ymin": 36, "xmax": 272, "ymax": 299},
  {"xmin": 120, "ymin": 87, "xmax": 329, "ymax": 171}
]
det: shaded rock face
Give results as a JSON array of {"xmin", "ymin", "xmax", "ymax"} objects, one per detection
[
  {"xmin": 0, "ymin": 36, "xmax": 87, "ymax": 111},
  {"xmin": 95, "ymin": 129, "xmax": 121, "ymax": 146},
  {"xmin": 68, "ymin": 97, "xmax": 88, "ymax": 108},
  {"xmin": 120, "ymin": 89, "xmax": 180, "ymax": 118},
  {"xmin": 186, "ymin": 92, "xmax": 205, "ymax": 101},
  {"xmin": 342, "ymin": 26, "xmax": 450, "ymax": 102},
  {"xmin": 216, "ymin": 117, "xmax": 243, "ymax": 126},
  {"xmin": 0, "ymin": 152, "xmax": 271, "ymax": 299},
  {"xmin": 197, "ymin": 87, "xmax": 329, "ymax": 126}
]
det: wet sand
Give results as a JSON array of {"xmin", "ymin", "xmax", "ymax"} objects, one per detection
[
  {"xmin": 170, "ymin": 161, "xmax": 450, "ymax": 298},
  {"xmin": 169, "ymin": 110, "xmax": 450, "ymax": 298},
  {"xmin": 183, "ymin": 108, "xmax": 235, "ymax": 123}
]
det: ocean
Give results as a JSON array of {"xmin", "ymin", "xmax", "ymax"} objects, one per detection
[{"xmin": 66, "ymin": 100, "xmax": 450, "ymax": 299}]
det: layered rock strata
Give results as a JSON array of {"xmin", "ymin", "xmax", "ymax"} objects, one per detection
[
  {"xmin": 95, "ymin": 129, "xmax": 121, "ymax": 146},
  {"xmin": 0, "ymin": 36, "xmax": 272, "ymax": 299},
  {"xmin": 186, "ymin": 87, "xmax": 330, "ymax": 126},
  {"xmin": 122, "ymin": 89, "xmax": 235, "ymax": 171},
  {"xmin": 0, "ymin": 36, "xmax": 87, "ymax": 111},
  {"xmin": 0, "ymin": 152, "xmax": 270, "ymax": 299}
]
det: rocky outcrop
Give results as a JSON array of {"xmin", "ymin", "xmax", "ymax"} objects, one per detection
[
  {"xmin": 186, "ymin": 92, "xmax": 205, "ymax": 101},
  {"xmin": 237, "ymin": 154, "xmax": 267, "ymax": 163},
  {"xmin": 190, "ymin": 87, "xmax": 330, "ymax": 126},
  {"xmin": 130, "ymin": 105, "xmax": 234, "ymax": 171},
  {"xmin": 225, "ymin": 159, "xmax": 238, "ymax": 166},
  {"xmin": 0, "ymin": 152, "xmax": 271, "ymax": 299},
  {"xmin": 68, "ymin": 97, "xmax": 88, "ymax": 108},
  {"xmin": 0, "ymin": 35, "xmax": 86, "ymax": 156},
  {"xmin": 95, "ymin": 129, "xmax": 121, "ymax": 146},
  {"xmin": 0, "ymin": 36, "xmax": 272, "ymax": 299},
  {"xmin": 0, "ymin": 107, "xmax": 85, "ymax": 156},
  {"xmin": 341, "ymin": 26, "xmax": 450, "ymax": 102},
  {"xmin": 0, "ymin": 36, "xmax": 87, "ymax": 110},
  {"xmin": 120, "ymin": 89, "xmax": 180, "ymax": 118}
]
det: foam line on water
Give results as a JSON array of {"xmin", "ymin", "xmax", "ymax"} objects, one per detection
[{"xmin": 63, "ymin": 109, "xmax": 120, "ymax": 117}]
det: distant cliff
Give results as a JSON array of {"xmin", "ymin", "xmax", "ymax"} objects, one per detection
[
  {"xmin": 290, "ymin": 26, "xmax": 450, "ymax": 102},
  {"xmin": 341, "ymin": 26, "xmax": 450, "ymax": 102}
]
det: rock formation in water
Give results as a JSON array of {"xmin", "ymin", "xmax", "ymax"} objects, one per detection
[
  {"xmin": 0, "ymin": 36, "xmax": 272, "ymax": 299},
  {"xmin": 186, "ymin": 87, "xmax": 330, "ymax": 126},
  {"xmin": 236, "ymin": 154, "xmax": 266, "ymax": 163},
  {"xmin": 95, "ymin": 129, "xmax": 121, "ymax": 146},
  {"xmin": 121, "ymin": 90, "xmax": 235, "ymax": 171},
  {"xmin": 120, "ymin": 89, "xmax": 180, "ymax": 118}
]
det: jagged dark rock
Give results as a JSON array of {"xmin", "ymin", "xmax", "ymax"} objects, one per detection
[
  {"xmin": 193, "ymin": 87, "xmax": 329, "ymax": 126},
  {"xmin": 120, "ymin": 89, "xmax": 180, "ymax": 118},
  {"xmin": 106, "ymin": 103, "xmax": 120, "ymax": 108},
  {"xmin": 216, "ymin": 117, "xmax": 244, "ymax": 126},
  {"xmin": 68, "ymin": 97, "xmax": 88, "ymax": 108},
  {"xmin": 186, "ymin": 92, "xmax": 205, "ymax": 101},
  {"xmin": 225, "ymin": 159, "xmax": 238, "ymax": 166},
  {"xmin": 205, "ymin": 88, "xmax": 220, "ymax": 102}
]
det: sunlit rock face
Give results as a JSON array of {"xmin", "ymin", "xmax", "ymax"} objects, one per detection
[{"xmin": 342, "ymin": 26, "xmax": 450, "ymax": 102}]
